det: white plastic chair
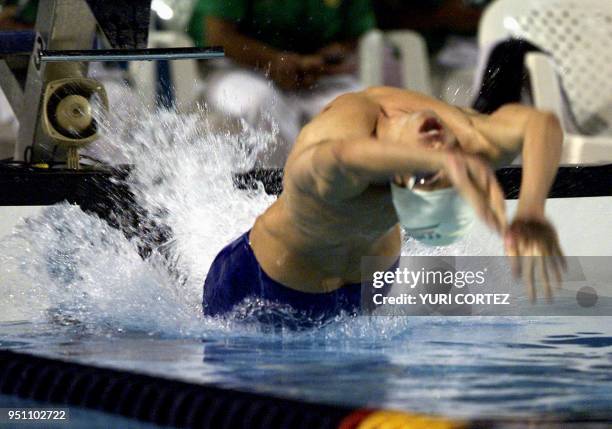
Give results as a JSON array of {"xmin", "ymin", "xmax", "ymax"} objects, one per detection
[
  {"xmin": 359, "ymin": 29, "xmax": 433, "ymax": 95},
  {"xmin": 478, "ymin": 0, "xmax": 612, "ymax": 164}
]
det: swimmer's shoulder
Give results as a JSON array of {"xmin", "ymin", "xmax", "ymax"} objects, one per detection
[
  {"xmin": 293, "ymin": 91, "xmax": 381, "ymax": 150},
  {"xmin": 457, "ymin": 106, "xmax": 481, "ymax": 116},
  {"xmin": 362, "ymin": 86, "xmax": 421, "ymax": 98},
  {"xmin": 361, "ymin": 86, "xmax": 429, "ymax": 108},
  {"xmin": 459, "ymin": 104, "xmax": 532, "ymax": 164}
]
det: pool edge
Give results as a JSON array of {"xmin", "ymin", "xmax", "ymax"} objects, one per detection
[{"xmin": 1, "ymin": 349, "xmax": 610, "ymax": 429}]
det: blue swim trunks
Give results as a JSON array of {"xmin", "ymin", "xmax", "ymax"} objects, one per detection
[{"xmin": 203, "ymin": 231, "xmax": 368, "ymax": 320}]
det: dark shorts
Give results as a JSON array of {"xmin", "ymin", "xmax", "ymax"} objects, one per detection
[{"xmin": 202, "ymin": 231, "xmax": 365, "ymax": 320}]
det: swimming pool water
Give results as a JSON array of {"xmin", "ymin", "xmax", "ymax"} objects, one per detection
[{"xmin": 1, "ymin": 317, "xmax": 611, "ymax": 420}]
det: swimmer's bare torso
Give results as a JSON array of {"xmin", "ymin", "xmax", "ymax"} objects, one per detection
[{"xmin": 249, "ymin": 87, "xmax": 563, "ymax": 294}]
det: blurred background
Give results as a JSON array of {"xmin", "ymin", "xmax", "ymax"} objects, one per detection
[{"xmin": 0, "ymin": 0, "xmax": 610, "ymax": 166}]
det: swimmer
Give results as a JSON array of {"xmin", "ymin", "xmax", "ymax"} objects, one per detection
[{"xmin": 203, "ymin": 86, "xmax": 566, "ymax": 317}]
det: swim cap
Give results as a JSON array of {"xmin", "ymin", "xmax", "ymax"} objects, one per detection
[{"xmin": 391, "ymin": 181, "xmax": 475, "ymax": 246}]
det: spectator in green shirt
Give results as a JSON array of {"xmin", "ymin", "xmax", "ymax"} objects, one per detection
[
  {"xmin": 0, "ymin": 0, "xmax": 38, "ymax": 29},
  {"xmin": 189, "ymin": 0, "xmax": 376, "ymax": 166}
]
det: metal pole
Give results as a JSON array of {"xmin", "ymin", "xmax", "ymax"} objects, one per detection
[{"xmin": 39, "ymin": 47, "xmax": 224, "ymax": 63}]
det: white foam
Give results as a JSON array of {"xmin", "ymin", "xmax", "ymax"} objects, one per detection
[{"xmin": 0, "ymin": 92, "xmax": 278, "ymax": 336}]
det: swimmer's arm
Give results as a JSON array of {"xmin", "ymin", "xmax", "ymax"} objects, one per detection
[
  {"xmin": 295, "ymin": 92, "xmax": 381, "ymax": 144},
  {"xmin": 303, "ymin": 137, "xmax": 448, "ymax": 199},
  {"xmin": 328, "ymin": 138, "xmax": 447, "ymax": 181},
  {"xmin": 364, "ymin": 86, "xmax": 477, "ymax": 143},
  {"xmin": 516, "ymin": 109, "xmax": 563, "ymax": 218},
  {"xmin": 290, "ymin": 91, "xmax": 464, "ymax": 199},
  {"xmin": 307, "ymin": 137, "xmax": 509, "ymax": 236},
  {"xmin": 297, "ymin": 126, "xmax": 507, "ymax": 230},
  {"xmin": 291, "ymin": 93, "xmax": 456, "ymax": 198},
  {"xmin": 288, "ymin": 93, "xmax": 447, "ymax": 198},
  {"xmin": 288, "ymin": 92, "xmax": 388, "ymax": 198},
  {"xmin": 479, "ymin": 105, "xmax": 565, "ymax": 300},
  {"xmin": 476, "ymin": 104, "xmax": 563, "ymax": 217}
]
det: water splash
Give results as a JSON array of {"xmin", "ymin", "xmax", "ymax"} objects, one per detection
[
  {"xmin": 0, "ymin": 203, "xmax": 197, "ymax": 335},
  {"xmin": 0, "ymin": 93, "xmax": 278, "ymax": 336}
]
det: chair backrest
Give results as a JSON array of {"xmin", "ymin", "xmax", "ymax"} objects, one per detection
[
  {"xmin": 359, "ymin": 29, "xmax": 432, "ymax": 95},
  {"xmin": 479, "ymin": 0, "xmax": 612, "ymax": 135}
]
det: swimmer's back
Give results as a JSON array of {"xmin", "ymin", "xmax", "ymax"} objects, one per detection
[
  {"xmin": 250, "ymin": 91, "xmax": 401, "ymax": 292},
  {"xmin": 249, "ymin": 175, "xmax": 401, "ymax": 293}
]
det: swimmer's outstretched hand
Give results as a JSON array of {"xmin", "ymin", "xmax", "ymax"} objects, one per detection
[
  {"xmin": 504, "ymin": 217, "xmax": 567, "ymax": 303},
  {"xmin": 443, "ymin": 151, "xmax": 507, "ymax": 234}
]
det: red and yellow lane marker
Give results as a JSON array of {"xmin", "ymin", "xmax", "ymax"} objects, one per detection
[{"xmin": 340, "ymin": 409, "xmax": 467, "ymax": 429}]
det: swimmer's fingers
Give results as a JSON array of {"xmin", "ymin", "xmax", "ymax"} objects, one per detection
[
  {"xmin": 552, "ymin": 257, "xmax": 563, "ymax": 289},
  {"xmin": 539, "ymin": 231, "xmax": 565, "ymax": 290},
  {"xmin": 546, "ymin": 241, "xmax": 566, "ymax": 290},
  {"xmin": 504, "ymin": 217, "xmax": 567, "ymax": 303},
  {"xmin": 552, "ymin": 240, "xmax": 567, "ymax": 272},
  {"xmin": 515, "ymin": 241, "xmax": 541, "ymax": 303},
  {"xmin": 524, "ymin": 244, "xmax": 557, "ymax": 303},
  {"xmin": 505, "ymin": 228, "xmax": 533, "ymax": 274},
  {"xmin": 525, "ymin": 254, "xmax": 536, "ymax": 303},
  {"xmin": 504, "ymin": 236, "xmax": 521, "ymax": 277},
  {"xmin": 539, "ymin": 256, "xmax": 553, "ymax": 302},
  {"xmin": 509, "ymin": 255, "xmax": 521, "ymax": 278}
]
